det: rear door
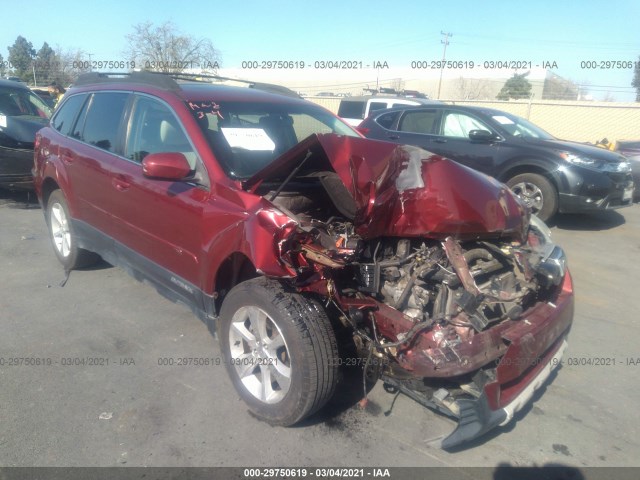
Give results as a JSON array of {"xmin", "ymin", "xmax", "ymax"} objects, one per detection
[
  {"xmin": 61, "ymin": 92, "xmax": 130, "ymax": 236},
  {"xmin": 386, "ymin": 108, "xmax": 442, "ymax": 148}
]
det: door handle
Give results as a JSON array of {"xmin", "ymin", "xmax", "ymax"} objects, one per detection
[
  {"xmin": 112, "ymin": 177, "xmax": 130, "ymax": 192},
  {"xmin": 432, "ymin": 138, "xmax": 447, "ymax": 144},
  {"xmin": 387, "ymin": 135, "xmax": 400, "ymax": 140}
]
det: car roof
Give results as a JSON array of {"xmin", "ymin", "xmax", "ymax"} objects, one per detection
[
  {"xmin": 342, "ymin": 95, "xmax": 437, "ymax": 104},
  {"xmin": 369, "ymin": 103, "xmax": 514, "ymax": 118},
  {"xmin": 68, "ymin": 72, "xmax": 307, "ymax": 105},
  {"xmin": 0, "ymin": 78, "xmax": 30, "ymax": 90}
]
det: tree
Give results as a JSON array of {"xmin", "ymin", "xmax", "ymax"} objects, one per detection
[
  {"xmin": 124, "ymin": 21, "xmax": 220, "ymax": 73},
  {"xmin": 390, "ymin": 77, "xmax": 405, "ymax": 92},
  {"xmin": 35, "ymin": 42, "xmax": 58, "ymax": 85},
  {"xmin": 454, "ymin": 77, "xmax": 495, "ymax": 100},
  {"xmin": 53, "ymin": 46, "xmax": 91, "ymax": 85},
  {"xmin": 0, "ymin": 53, "xmax": 5, "ymax": 77},
  {"xmin": 633, "ymin": 56, "xmax": 640, "ymax": 101},
  {"xmin": 496, "ymin": 72, "xmax": 532, "ymax": 100},
  {"xmin": 8, "ymin": 36, "xmax": 36, "ymax": 82},
  {"xmin": 542, "ymin": 74, "xmax": 579, "ymax": 100}
]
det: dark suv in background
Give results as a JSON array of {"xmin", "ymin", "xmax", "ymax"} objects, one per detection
[
  {"xmin": 358, "ymin": 105, "xmax": 634, "ymax": 221},
  {"xmin": 33, "ymin": 72, "xmax": 574, "ymax": 448},
  {"xmin": 0, "ymin": 78, "xmax": 52, "ymax": 190}
]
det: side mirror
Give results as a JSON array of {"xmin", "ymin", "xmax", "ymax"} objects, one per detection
[
  {"xmin": 142, "ymin": 152, "xmax": 192, "ymax": 180},
  {"xmin": 469, "ymin": 129, "xmax": 497, "ymax": 143}
]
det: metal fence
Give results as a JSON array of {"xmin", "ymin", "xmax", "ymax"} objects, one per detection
[{"xmin": 307, "ymin": 97, "xmax": 640, "ymax": 143}]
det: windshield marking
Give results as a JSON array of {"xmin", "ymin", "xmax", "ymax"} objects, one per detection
[
  {"xmin": 221, "ymin": 127, "xmax": 276, "ymax": 151},
  {"xmin": 492, "ymin": 115, "xmax": 515, "ymax": 125}
]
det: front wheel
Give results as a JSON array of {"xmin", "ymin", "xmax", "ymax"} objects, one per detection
[
  {"xmin": 506, "ymin": 173, "xmax": 558, "ymax": 222},
  {"xmin": 218, "ymin": 277, "xmax": 338, "ymax": 426},
  {"xmin": 46, "ymin": 190, "xmax": 98, "ymax": 270}
]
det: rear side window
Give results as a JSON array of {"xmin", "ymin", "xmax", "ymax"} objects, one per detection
[
  {"xmin": 79, "ymin": 93, "xmax": 129, "ymax": 152},
  {"xmin": 51, "ymin": 94, "xmax": 86, "ymax": 136},
  {"xmin": 337, "ymin": 100, "xmax": 365, "ymax": 119},
  {"xmin": 398, "ymin": 110, "xmax": 439, "ymax": 134}
]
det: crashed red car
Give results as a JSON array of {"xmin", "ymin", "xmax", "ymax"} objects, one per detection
[{"xmin": 33, "ymin": 72, "xmax": 574, "ymax": 448}]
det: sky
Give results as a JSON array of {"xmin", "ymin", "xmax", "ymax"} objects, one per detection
[{"xmin": 2, "ymin": 0, "xmax": 640, "ymax": 101}]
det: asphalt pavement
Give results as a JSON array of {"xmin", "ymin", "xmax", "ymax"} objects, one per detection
[{"xmin": 1, "ymin": 189, "xmax": 639, "ymax": 472}]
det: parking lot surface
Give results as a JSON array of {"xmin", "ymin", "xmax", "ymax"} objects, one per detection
[{"xmin": 1, "ymin": 190, "xmax": 639, "ymax": 469}]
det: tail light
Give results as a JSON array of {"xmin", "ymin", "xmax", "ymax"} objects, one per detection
[{"xmin": 356, "ymin": 126, "xmax": 370, "ymax": 135}]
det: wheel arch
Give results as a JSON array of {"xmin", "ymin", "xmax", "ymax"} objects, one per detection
[
  {"xmin": 213, "ymin": 252, "xmax": 259, "ymax": 312},
  {"xmin": 496, "ymin": 160, "xmax": 560, "ymax": 189},
  {"xmin": 41, "ymin": 177, "xmax": 61, "ymax": 212}
]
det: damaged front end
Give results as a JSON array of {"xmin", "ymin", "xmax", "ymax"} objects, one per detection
[{"xmin": 247, "ymin": 134, "xmax": 574, "ymax": 448}]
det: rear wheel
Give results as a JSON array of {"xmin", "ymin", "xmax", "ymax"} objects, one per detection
[
  {"xmin": 219, "ymin": 277, "xmax": 338, "ymax": 426},
  {"xmin": 506, "ymin": 173, "xmax": 558, "ymax": 222},
  {"xmin": 46, "ymin": 190, "xmax": 98, "ymax": 270}
]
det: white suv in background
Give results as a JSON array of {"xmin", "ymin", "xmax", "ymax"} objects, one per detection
[{"xmin": 338, "ymin": 93, "xmax": 440, "ymax": 126}]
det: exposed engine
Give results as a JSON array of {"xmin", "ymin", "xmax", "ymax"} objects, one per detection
[{"xmin": 359, "ymin": 236, "xmax": 542, "ymax": 333}]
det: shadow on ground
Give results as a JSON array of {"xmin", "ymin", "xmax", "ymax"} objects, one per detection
[
  {"xmin": 552, "ymin": 210, "xmax": 626, "ymax": 231},
  {"xmin": 0, "ymin": 189, "xmax": 40, "ymax": 209}
]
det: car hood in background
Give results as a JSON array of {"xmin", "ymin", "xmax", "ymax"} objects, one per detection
[
  {"xmin": 522, "ymin": 138, "xmax": 629, "ymax": 164},
  {"xmin": 0, "ymin": 115, "xmax": 49, "ymax": 149},
  {"xmin": 246, "ymin": 134, "xmax": 528, "ymax": 241}
]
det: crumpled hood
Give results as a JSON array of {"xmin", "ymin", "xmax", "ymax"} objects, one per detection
[{"xmin": 246, "ymin": 133, "xmax": 528, "ymax": 240}]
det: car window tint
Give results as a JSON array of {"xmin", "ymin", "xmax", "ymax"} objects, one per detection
[
  {"xmin": 0, "ymin": 88, "xmax": 51, "ymax": 118},
  {"xmin": 51, "ymin": 94, "xmax": 86, "ymax": 136},
  {"xmin": 80, "ymin": 92, "xmax": 129, "ymax": 152},
  {"xmin": 126, "ymin": 95, "xmax": 196, "ymax": 168},
  {"xmin": 442, "ymin": 112, "xmax": 489, "ymax": 138},
  {"xmin": 337, "ymin": 100, "xmax": 365, "ymax": 119},
  {"xmin": 398, "ymin": 110, "xmax": 439, "ymax": 134},
  {"xmin": 376, "ymin": 111, "xmax": 400, "ymax": 130},
  {"xmin": 368, "ymin": 102, "xmax": 387, "ymax": 115}
]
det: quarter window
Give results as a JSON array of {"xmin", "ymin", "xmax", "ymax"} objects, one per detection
[
  {"xmin": 51, "ymin": 94, "xmax": 86, "ymax": 136},
  {"xmin": 375, "ymin": 111, "xmax": 400, "ymax": 130}
]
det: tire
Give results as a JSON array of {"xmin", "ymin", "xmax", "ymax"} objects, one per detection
[
  {"xmin": 46, "ymin": 190, "xmax": 98, "ymax": 270},
  {"xmin": 506, "ymin": 173, "xmax": 558, "ymax": 222},
  {"xmin": 218, "ymin": 277, "xmax": 339, "ymax": 426}
]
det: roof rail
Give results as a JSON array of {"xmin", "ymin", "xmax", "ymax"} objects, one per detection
[
  {"xmin": 73, "ymin": 71, "xmax": 301, "ymax": 98},
  {"xmin": 73, "ymin": 71, "xmax": 181, "ymax": 90},
  {"xmin": 171, "ymin": 73, "xmax": 301, "ymax": 98}
]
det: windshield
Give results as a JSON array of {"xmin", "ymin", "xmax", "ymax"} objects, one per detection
[
  {"xmin": 489, "ymin": 112, "xmax": 554, "ymax": 140},
  {"xmin": 188, "ymin": 99, "xmax": 358, "ymax": 178},
  {"xmin": 0, "ymin": 87, "xmax": 52, "ymax": 119}
]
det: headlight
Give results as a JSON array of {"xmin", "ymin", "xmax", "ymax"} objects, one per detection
[
  {"xmin": 559, "ymin": 152, "xmax": 596, "ymax": 167},
  {"xmin": 559, "ymin": 151, "xmax": 631, "ymax": 173},
  {"xmin": 601, "ymin": 161, "xmax": 631, "ymax": 173}
]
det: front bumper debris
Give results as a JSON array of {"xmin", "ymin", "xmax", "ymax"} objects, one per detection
[{"xmin": 441, "ymin": 338, "xmax": 567, "ymax": 449}]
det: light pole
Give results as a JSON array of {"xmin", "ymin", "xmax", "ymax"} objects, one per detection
[{"xmin": 436, "ymin": 31, "xmax": 452, "ymax": 100}]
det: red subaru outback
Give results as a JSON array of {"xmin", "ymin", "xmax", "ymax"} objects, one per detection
[{"xmin": 33, "ymin": 72, "xmax": 574, "ymax": 448}]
